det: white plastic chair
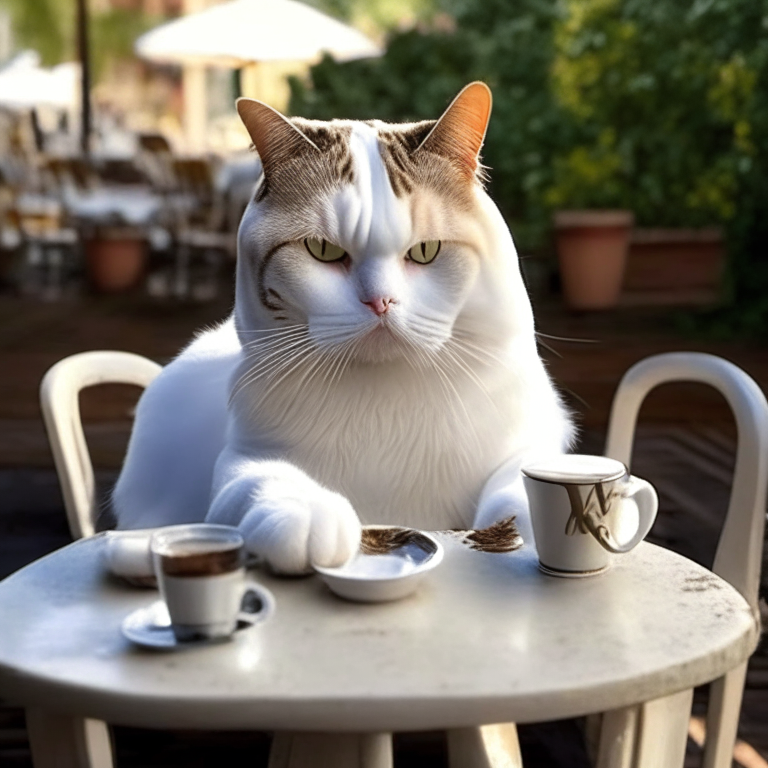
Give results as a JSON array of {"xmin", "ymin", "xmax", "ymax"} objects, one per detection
[
  {"xmin": 36, "ymin": 351, "xmax": 161, "ymax": 768},
  {"xmin": 40, "ymin": 350, "xmax": 162, "ymax": 540},
  {"xmin": 595, "ymin": 352, "xmax": 768, "ymax": 768}
]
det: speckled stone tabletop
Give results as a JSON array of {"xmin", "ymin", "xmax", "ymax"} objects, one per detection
[{"xmin": 0, "ymin": 533, "xmax": 758, "ymax": 732}]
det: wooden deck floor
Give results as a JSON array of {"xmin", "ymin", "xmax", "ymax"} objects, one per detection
[{"xmin": 1, "ymin": 291, "xmax": 767, "ymax": 766}]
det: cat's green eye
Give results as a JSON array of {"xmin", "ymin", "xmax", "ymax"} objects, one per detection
[
  {"xmin": 407, "ymin": 240, "xmax": 441, "ymax": 264},
  {"xmin": 304, "ymin": 237, "xmax": 347, "ymax": 263}
]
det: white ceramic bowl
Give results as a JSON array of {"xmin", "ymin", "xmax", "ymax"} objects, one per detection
[{"xmin": 314, "ymin": 526, "xmax": 444, "ymax": 603}]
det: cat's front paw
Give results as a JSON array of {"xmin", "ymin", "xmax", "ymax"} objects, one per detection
[{"xmin": 238, "ymin": 478, "xmax": 361, "ymax": 575}]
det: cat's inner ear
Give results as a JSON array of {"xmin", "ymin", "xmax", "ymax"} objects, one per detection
[
  {"xmin": 236, "ymin": 98, "xmax": 319, "ymax": 179},
  {"xmin": 415, "ymin": 81, "xmax": 492, "ymax": 180}
]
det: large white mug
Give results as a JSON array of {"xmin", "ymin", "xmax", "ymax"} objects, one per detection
[{"xmin": 522, "ymin": 454, "xmax": 658, "ymax": 577}]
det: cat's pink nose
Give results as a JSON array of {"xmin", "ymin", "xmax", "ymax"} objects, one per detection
[{"xmin": 362, "ymin": 297, "xmax": 395, "ymax": 316}]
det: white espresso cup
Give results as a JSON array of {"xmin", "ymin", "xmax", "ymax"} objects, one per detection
[
  {"xmin": 150, "ymin": 524, "xmax": 269, "ymax": 642},
  {"xmin": 521, "ymin": 454, "xmax": 658, "ymax": 577}
]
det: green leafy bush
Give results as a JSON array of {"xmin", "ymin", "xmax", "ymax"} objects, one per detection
[
  {"xmin": 290, "ymin": 0, "xmax": 768, "ymax": 334},
  {"xmin": 547, "ymin": 0, "xmax": 767, "ymax": 229}
]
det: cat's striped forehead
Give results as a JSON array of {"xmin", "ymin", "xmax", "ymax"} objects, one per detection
[
  {"xmin": 253, "ymin": 119, "xmax": 355, "ymax": 205},
  {"xmin": 256, "ymin": 116, "xmax": 477, "ymax": 211},
  {"xmin": 288, "ymin": 119, "xmax": 356, "ymax": 185},
  {"xmin": 240, "ymin": 83, "xmax": 491, "ymax": 213}
]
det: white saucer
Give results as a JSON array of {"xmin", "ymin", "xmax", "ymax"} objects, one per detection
[
  {"xmin": 122, "ymin": 585, "xmax": 274, "ymax": 650},
  {"xmin": 315, "ymin": 527, "xmax": 443, "ymax": 602}
]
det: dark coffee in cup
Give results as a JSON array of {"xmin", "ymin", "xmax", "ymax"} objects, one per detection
[
  {"xmin": 156, "ymin": 538, "xmax": 243, "ymax": 577},
  {"xmin": 150, "ymin": 524, "xmax": 247, "ymax": 641}
]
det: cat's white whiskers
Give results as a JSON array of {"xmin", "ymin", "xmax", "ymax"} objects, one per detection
[
  {"xmin": 450, "ymin": 334, "xmax": 510, "ymax": 369},
  {"xmin": 239, "ymin": 328, "xmax": 308, "ymax": 350},
  {"xmin": 255, "ymin": 340, "xmax": 316, "ymax": 382},
  {"xmin": 238, "ymin": 323, "xmax": 306, "ymax": 335},
  {"xmin": 242, "ymin": 331, "xmax": 311, "ymax": 360},
  {"xmin": 399, "ymin": 330, "xmax": 437, "ymax": 373},
  {"xmin": 321, "ymin": 336, "xmax": 356, "ymax": 392},
  {"xmin": 238, "ymin": 334, "xmax": 313, "ymax": 382},
  {"xmin": 313, "ymin": 319, "xmax": 376, "ymax": 335},
  {"xmin": 442, "ymin": 346, "xmax": 493, "ymax": 404},
  {"xmin": 231, "ymin": 337, "xmax": 315, "ymax": 403},
  {"xmin": 441, "ymin": 344, "xmax": 495, "ymax": 403},
  {"xmin": 240, "ymin": 356, "xmax": 311, "ymax": 414},
  {"xmin": 292, "ymin": 350, "xmax": 333, "ymax": 396},
  {"xmin": 413, "ymin": 316, "xmax": 449, "ymax": 334},
  {"xmin": 239, "ymin": 336, "xmax": 311, "ymax": 373},
  {"xmin": 409, "ymin": 310, "xmax": 453, "ymax": 337},
  {"xmin": 397, "ymin": 332, "xmax": 455, "ymax": 411},
  {"xmin": 240, "ymin": 323, "xmax": 372, "ymax": 409},
  {"xmin": 253, "ymin": 343, "xmax": 327, "ymax": 404},
  {"xmin": 307, "ymin": 334, "xmax": 357, "ymax": 398},
  {"xmin": 328, "ymin": 332, "xmax": 361, "ymax": 382},
  {"xmin": 311, "ymin": 324, "xmax": 363, "ymax": 341},
  {"xmin": 421, "ymin": 344, "xmax": 485, "ymax": 455},
  {"xmin": 241, "ymin": 330, "xmax": 310, "ymax": 357},
  {"xmin": 313, "ymin": 314, "xmax": 363, "ymax": 323},
  {"xmin": 241, "ymin": 324, "xmax": 307, "ymax": 341}
]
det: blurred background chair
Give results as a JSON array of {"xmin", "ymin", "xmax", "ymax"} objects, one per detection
[
  {"xmin": 135, "ymin": 133, "xmax": 176, "ymax": 195},
  {"xmin": 8, "ymin": 160, "xmax": 82, "ymax": 300},
  {"xmin": 166, "ymin": 157, "xmax": 236, "ymax": 300}
]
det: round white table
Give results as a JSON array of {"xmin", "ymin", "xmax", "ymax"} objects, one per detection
[{"xmin": 0, "ymin": 534, "xmax": 758, "ymax": 768}]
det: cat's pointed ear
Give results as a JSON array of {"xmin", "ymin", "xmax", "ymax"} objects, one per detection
[
  {"xmin": 236, "ymin": 98, "xmax": 318, "ymax": 178},
  {"xmin": 416, "ymin": 82, "xmax": 492, "ymax": 180}
]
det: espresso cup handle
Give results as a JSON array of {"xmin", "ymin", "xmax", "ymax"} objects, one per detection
[
  {"xmin": 237, "ymin": 586, "xmax": 274, "ymax": 626},
  {"xmin": 594, "ymin": 476, "xmax": 658, "ymax": 554}
]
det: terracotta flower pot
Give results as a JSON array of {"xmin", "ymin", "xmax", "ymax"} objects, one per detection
[
  {"xmin": 554, "ymin": 210, "xmax": 634, "ymax": 310},
  {"xmin": 85, "ymin": 228, "xmax": 147, "ymax": 294}
]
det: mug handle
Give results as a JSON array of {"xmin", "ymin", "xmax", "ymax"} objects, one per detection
[
  {"xmin": 593, "ymin": 476, "xmax": 659, "ymax": 554},
  {"xmin": 237, "ymin": 585, "xmax": 275, "ymax": 626}
]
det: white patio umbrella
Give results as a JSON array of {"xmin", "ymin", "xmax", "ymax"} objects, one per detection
[
  {"xmin": 0, "ymin": 51, "xmax": 78, "ymax": 111},
  {"xmin": 135, "ymin": 0, "xmax": 381, "ymax": 68}
]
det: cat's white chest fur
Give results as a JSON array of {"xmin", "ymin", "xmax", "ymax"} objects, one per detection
[{"xmin": 233, "ymin": 350, "xmax": 532, "ymax": 530}]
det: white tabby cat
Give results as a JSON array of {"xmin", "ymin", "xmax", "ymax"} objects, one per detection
[{"xmin": 113, "ymin": 82, "xmax": 574, "ymax": 573}]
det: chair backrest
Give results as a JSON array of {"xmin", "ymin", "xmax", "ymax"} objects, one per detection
[
  {"xmin": 138, "ymin": 133, "xmax": 172, "ymax": 154},
  {"xmin": 604, "ymin": 351, "xmax": 768, "ymax": 610},
  {"xmin": 40, "ymin": 351, "xmax": 162, "ymax": 540},
  {"xmin": 136, "ymin": 133, "xmax": 176, "ymax": 193}
]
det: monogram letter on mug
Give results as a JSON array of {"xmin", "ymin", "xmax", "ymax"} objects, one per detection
[{"xmin": 522, "ymin": 455, "xmax": 658, "ymax": 577}]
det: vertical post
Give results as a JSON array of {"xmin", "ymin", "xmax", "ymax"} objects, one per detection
[
  {"xmin": 447, "ymin": 724, "xmax": 523, "ymax": 768},
  {"xmin": 26, "ymin": 709, "xmax": 114, "ymax": 768},
  {"xmin": 76, "ymin": 0, "xmax": 91, "ymax": 157},
  {"xmin": 182, "ymin": 0, "xmax": 209, "ymax": 152},
  {"xmin": 268, "ymin": 732, "xmax": 393, "ymax": 768},
  {"xmin": 182, "ymin": 64, "xmax": 207, "ymax": 152}
]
